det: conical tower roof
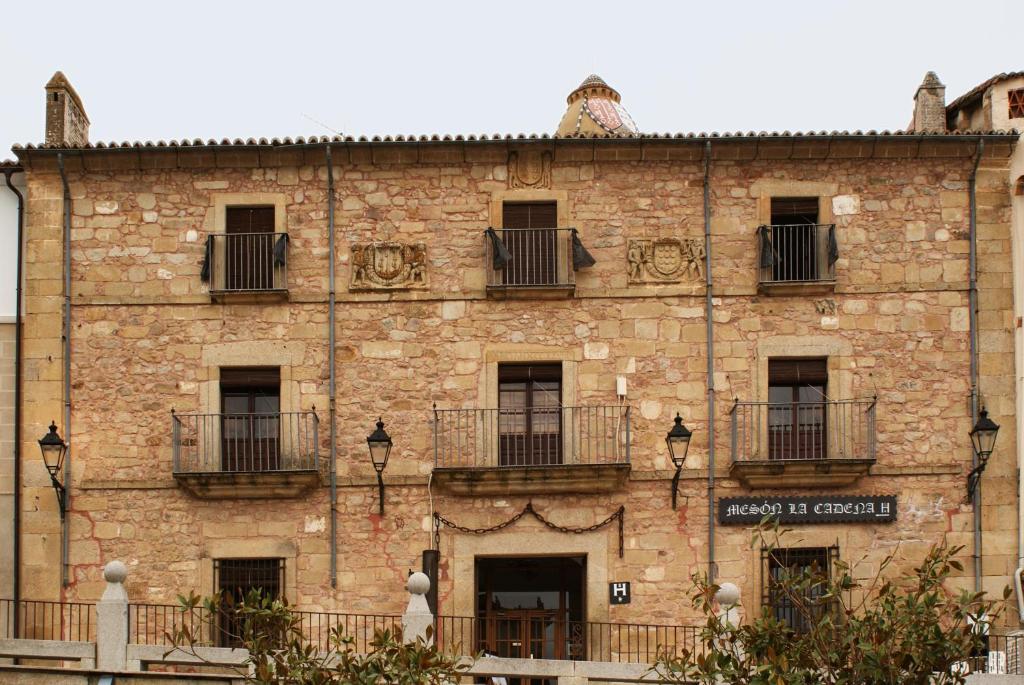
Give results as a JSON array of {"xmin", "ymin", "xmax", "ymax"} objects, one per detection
[{"xmin": 557, "ymin": 74, "xmax": 638, "ymax": 137}]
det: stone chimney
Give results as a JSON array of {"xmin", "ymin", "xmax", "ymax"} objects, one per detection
[
  {"xmin": 45, "ymin": 71, "xmax": 90, "ymax": 147},
  {"xmin": 912, "ymin": 71, "xmax": 946, "ymax": 133}
]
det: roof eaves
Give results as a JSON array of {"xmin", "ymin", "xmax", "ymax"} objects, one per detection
[{"xmin": 947, "ymin": 71, "xmax": 1024, "ymax": 113}]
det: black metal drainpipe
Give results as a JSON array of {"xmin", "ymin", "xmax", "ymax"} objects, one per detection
[
  {"xmin": 4, "ymin": 168, "xmax": 24, "ymax": 633},
  {"xmin": 703, "ymin": 141, "xmax": 716, "ymax": 582},
  {"xmin": 57, "ymin": 154, "xmax": 71, "ymax": 589},
  {"xmin": 326, "ymin": 145, "xmax": 338, "ymax": 588},
  {"xmin": 969, "ymin": 140, "xmax": 984, "ymax": 595}
]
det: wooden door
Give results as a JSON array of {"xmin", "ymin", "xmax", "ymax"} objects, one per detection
[
  {"xmin": 220, "ymin": 368, "xmax": 280, "ymax": 471},
  {"xmin": 502, "ymin": 202, "xmax": 558, "ymax": 286},
  {"xmin": 768, "ymin": 359, "xmax": 827, "ymax": 461},
  {"xmin": 225, "ymin": 206, "xmax": 275, "ymax": 291},
  {"xmin": 498, "ymin": 363, "xmax": 562, "ymax": 466}
]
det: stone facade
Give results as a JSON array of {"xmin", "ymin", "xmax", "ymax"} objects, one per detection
[{"xmin": 10, "ymin": 133, "xmax": 1018, "ymax": 629}]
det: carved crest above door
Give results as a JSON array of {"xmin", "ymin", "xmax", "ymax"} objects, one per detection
[
  {"xmin": 350, "ymin": 241, "xmax": 428, "ymax": 290},
  {"xmin": 508, "ymin": 150, "xmax": 552, "ymax": 189}
]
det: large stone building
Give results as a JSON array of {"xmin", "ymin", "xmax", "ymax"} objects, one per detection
[{"xmin": 4, "ymin": 70, "xmax": 1022, "ymax": 654}]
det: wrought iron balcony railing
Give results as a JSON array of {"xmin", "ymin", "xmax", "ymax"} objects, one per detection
[
  {"xmin": 485, "ymin": 227, "xmax": 578, "ymax": 290},
  {"xmin": 730, "ymin": 399, "xmax": 876, "ymax": 463},
  {"xmin": 202, "ymin": 232, "xmax": 288, "ymax": 294},
  {"xmin": 433, "ymin": 405, "xmax": 630, "ymax": 469},
  {"xmin": 172, "ymin": 411, "xmax": 319, "ymax": 474},
  {"xmin": 758, "ymin": 224, "xmax": 837, "ymax": 285}
]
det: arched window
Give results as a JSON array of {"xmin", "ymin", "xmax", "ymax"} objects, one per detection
[{"xmin": 1015, "ymin": 175, "xmax": 1024, "ymax": 196}]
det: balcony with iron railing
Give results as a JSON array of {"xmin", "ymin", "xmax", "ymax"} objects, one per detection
[
  {"xmin": 729, "ymin": 398, "xmax": 876, "ymax": 488},
  {"xmin": 202, "ymin": 232, "xmax": 289, "ymax": 300},
  {"xmin": 757, "ymin": 224, "xmax": 837, "ymax": 293},
  {"xmin": 485, "ymin": 227, "xmax": 593, "ymax": 297},
  {"xmin": 172, "ymin": 410, "xmax": 320, "ymax": 498},
  {"xmin": 432, "ymin": 405, "xmax": 630, "ymax": 494}
]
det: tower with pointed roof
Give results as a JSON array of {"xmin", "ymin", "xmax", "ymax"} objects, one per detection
[{"xmin": 556, "ymin": 75, "xmax": 638, "ymax": 137}]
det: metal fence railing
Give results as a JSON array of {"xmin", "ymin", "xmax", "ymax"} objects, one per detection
[
  {"xmin": 0, "ymin": 599, "xmax": 96, "ymax": 642},
  {"xmin": 435, "ymin": 616, "xmax": 700, "ymax": 664},
  {"xmin": 432, "ymin": 405, "xmax": 630, "ymax": 469},
  {"xmin": 730, "ymin": 399, "xmax": 876, "ymax": 463},
  {"xmin": 485, "ymin": 227, "xmax": 576, "ymax": 290},
  {"xmin": 205, "ymin": 232, "xmax": 288, "ymax": 294},
  {"xmin": 172, "ymin": 410, "xmax": 319, "ymax": 474},
  {"xmin": 758, "ymin": 224, "xmax": 837, "ymax": 284},
  {"xmin": 128, "ymin": 603, "xmax": 400, "ymax": 652}
]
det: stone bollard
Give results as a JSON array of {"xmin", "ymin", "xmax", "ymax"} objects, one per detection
[
  {"xmin": 96, "ymin": 560, "xmax": 129, "ymax": 671},
  {"xmin": 402, "ymin": 572, "xmax": 434, "ymax": 646},
  {"xmin": 714, "ymin": 582, "xmax": 741, "ymax": 628}
]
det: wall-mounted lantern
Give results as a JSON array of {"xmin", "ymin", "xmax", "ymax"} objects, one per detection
[
  {"xmin": 966, "ymin": 407, "xmax": 999, "ymax": 501},
  {"xmin": 38, "ymin": 421, "xmax": 68, "ymax": 519},
  {"xmin": 666, "ymin": 413, "xmax": 692, "ymax": 510},
  {"xmin": 367, "ymin": 417, "xmax": 393, "ymax": 515}
]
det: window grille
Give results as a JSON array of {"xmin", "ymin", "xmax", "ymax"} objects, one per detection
[
  {"xmin": 214, "ymin": 558, "xmax": 284, "ymax": 647},
  {"xmin": 1009, "ymin": 88, "xmax": 1024, "ymax": 120},
  {"xmin": 761, "ymin": 546, "xmax": 839, "ymax": 633}
]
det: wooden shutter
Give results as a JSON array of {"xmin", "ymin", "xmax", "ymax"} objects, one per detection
[
  {"xmin": 225, "ymin": 206, "xmax": 275, "ymax": 234},
  {"xmin": 770, "ymin": 197, "xmax": 819, "ymax": 225},
  {"xmin": 220, "ymin": 367, "xmax": 280, "ymax": 389},
  {"xmin": 503, "ymin": 202, "xmax": 557, "ymax": 229},
  {"xmin": 768, "ymin": 359, "xmax": 827, "ymax": 385}
]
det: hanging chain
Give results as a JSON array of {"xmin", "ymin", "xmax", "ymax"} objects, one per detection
[{"xmin": 434, "ymin": 503, "xmax": 626, "ymax": 558}]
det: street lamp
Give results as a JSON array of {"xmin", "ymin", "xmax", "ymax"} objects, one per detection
[
  {"xmin": 38, "ymin": 421, "xmax": 68, "ymax": 519},
  {"xmin": 966, "ymin": 407, "xmax": 999, "ymax": 501},
  {"xmin": 666, "ymin": 413, "xmax": 692, "ymax": 510},
  {"xmin": 367, "ymin": 417, "xmax": 392, "ymax": 515}
]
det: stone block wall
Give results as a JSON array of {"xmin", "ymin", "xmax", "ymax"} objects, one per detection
[{"xmin": 12, "ymin": 138, "xmax": 1019, "ymax": 628}]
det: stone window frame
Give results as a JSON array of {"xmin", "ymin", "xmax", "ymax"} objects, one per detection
[
  {"xmin": 200, "ymin": 538, "xmax": 298, "ymax": 605},
  {"xmin": 480, "ymin": 345, "xmax": 580, "ymax": 465},
  {"xmin": 748, "ymin": 528, "xmax": 851, "ymax": 619},
  {"xmin": 755, "ymin": 336, "xmax": 854, "ymax": 460},
  {"xmin": 205, "ymin": 192, "xmax": 290, "ymax": 292},
  {"xmin": 198, "ymin": 341, "xmax": 303, "ymax": 420},
  {"xmin": 489, "ymin": 189, "xmax": 570, "ymax": 230}
]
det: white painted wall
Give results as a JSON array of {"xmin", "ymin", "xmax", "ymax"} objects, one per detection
[{"xmin": 0, "ymin": 170, "xmax": 23, "ymax": 318}]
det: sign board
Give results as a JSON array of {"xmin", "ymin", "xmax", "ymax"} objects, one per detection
[
  {"xmin": 718, "ymin": 496, "xmax": 897, "ymax": 525},
  {"xmin": 609, "ymin": 582, "xmax": 631, "ymax": 605}
]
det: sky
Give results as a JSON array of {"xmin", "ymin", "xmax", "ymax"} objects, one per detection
[{"xmin": 0, "ymin": 0, "xmax": 1021, "ymax": 156}]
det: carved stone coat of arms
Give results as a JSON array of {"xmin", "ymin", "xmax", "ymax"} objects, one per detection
[
  {"xmin": 350, "ymin": 241, "xmax": 428, "ymax": 290},
  {"xmin": 627, "ymin": 238, "xmax": 704, "ymax": 283}
]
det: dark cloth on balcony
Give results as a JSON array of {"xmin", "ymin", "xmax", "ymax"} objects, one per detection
[
  {"xmin": 200, "ymin": 235, "xmax": 212, "ymax": 282},
  {"xmin": 484, "ymin": 228, "xmax": 512, "ymax": 270},
  {"xmin": 758, "ymin": 226, "xmax": 775, "ymax": 268},
  {"xmin": 827, "ymin": 225, "xmax": 839, "ymax": 265},
  {"xmin": 273, "ymin": 233, "xmax": 289, "ymax": 266},
  {"xmin": 571, "ymin": 229, "xmax": 596, "ymax": 270}
]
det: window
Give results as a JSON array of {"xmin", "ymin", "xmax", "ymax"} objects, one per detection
[
  {"xmin": 501, "ymin": 202, "xmax": 559, "ymax": 287},
  {"xmin": 768, "ymin": 359, "xmax": 827, "ymax": 461},
  {"xmin": 220, "ymin": 367, "xmax": 281, "ymax": 472},
  {"xmin": 215, "ymin": 558, "xmax": 284, "ymax": 647},
  {"xmin": 224, "ymin": 206, "xmax": 276, "ymax": 291},
  {"xmin": 498, "ymin": 363, "xmax": 562, "ymax": 466},
  {"xmin": 763, "ymin": 197, "xmax": 823, "ymax": 283},
  {"xmin": 762, "ymin": 546, "xmax": 838, "ymax": 633},
  {"xmin": 1009, "ymin": 88, "xmax": 1024, "ymax": 119}
]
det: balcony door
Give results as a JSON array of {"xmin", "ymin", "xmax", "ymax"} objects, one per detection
[
  {"xmin": 769, "ymin": 197, "xmax": 819, "ymax": 282},
  {"xmin": 221, "ymin": 367, "xmax": 280, "ymax": 472},
  {"xmin": 502, "ymin": 202, "xmax": 558, "ymax": 287},
  {"xmin": 498, "ymin": 363, "xmax": 562, "ymax": 466},
  {"xmin": 768, "ymin": 359, "xmax": 827, "ymax": 461},
  {"xmin": 225, "ymin": 206, "xmax": 275, "ymax": 291}
]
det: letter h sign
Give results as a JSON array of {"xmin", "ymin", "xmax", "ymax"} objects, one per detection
[{"xmin": 609, "ymin": 582, "xmax": 631, "ymax": 605}]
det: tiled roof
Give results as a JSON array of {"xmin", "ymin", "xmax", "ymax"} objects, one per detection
[
  {"xmin": 0, "ymin": 159, "xmax": 22, "ymax": 170},
  {"xmin": 947, "ymin": 71, "xmax": 1024, "ymax": 112},
  {"xmin": 12, "ymin": 128, "xmax": 1018, "ymax": 153}
]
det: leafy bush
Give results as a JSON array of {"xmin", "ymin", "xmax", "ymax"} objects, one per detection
[{"xmin": 655, "ymin": 522, "xmax": 1008, "ymax": 685}]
